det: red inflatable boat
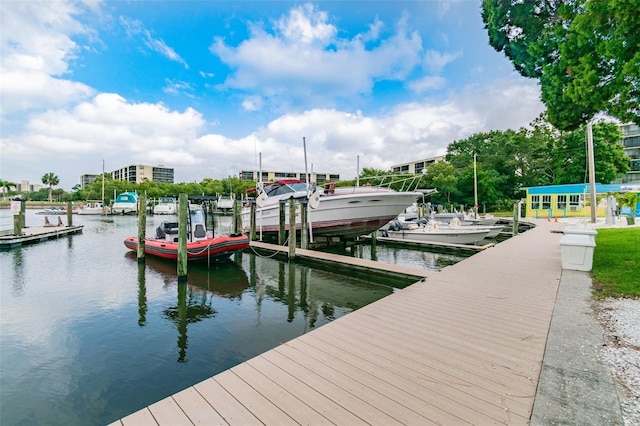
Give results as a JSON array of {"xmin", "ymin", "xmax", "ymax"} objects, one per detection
[{"xmin": 124, "ymin": 205, "xmax": 249, "ymax": 262}]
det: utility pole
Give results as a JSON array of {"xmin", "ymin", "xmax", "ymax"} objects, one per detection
[{"xmin": 586, "ymin": 122, "xmax": 597, "ymax": 223}]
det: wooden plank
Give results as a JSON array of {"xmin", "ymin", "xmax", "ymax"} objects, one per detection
[
  {"xmin": 305, "ymin": 322, "xmax": 539, "ymax": 412},
  {"xmin": 246, "ymin": 355, "xmax": 364, "ymax": 425},
  {"xmin": 172, "ymin": 387, "xmax": 227, "ymax": 425},
  {"xmin": 298, "ymin": 328, "xmax": 531, "ymax": 422},
  {"xmin": 119, "ymin": 408, "xmax": 158, "ymax": 426},
  {"xmin": 230, "ymin": 362, "xmax": 332, "ymax": 425},
  {"xmin": 214, "ymin": 369, "xmax": 296, "ymax": 425},
  {"xmin": 147, "ymin": 396, "xmax": 192, "ymax": 425},
  {"xmin": 277, "ymin": 340, "xmax": 498, "ymax": 425},
  {"xmin": 193, "ymin": 377, "xmax": 262, "ymax": 425},
  {"xmin": 261, "ymin": 349, "xmax": 406, "ymax": 425}
]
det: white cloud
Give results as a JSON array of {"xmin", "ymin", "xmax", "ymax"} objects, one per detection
[
  {"xmin": 119, "ymin": 16, "xmax": 188, "ymax": 69},
  {"xmin": 408, "ymin": 76, "xmax": 447, "ymax": 92},
  {"xmin": 1, "ymin": 94, "xmax": 206, "ymax": 188},
  {"xmin": 424, "ymin": 49, "xmax": 461, "ymax": 74},
  {"xmin": 275, "ymin": 3, "xmax": 336, "ymax": 45},
  {"xmin": 210, "ymin": 4, "xmax": 423, "ymax": 108},
  {"xmin": 0, "ymin": 1, "xmax": 97, "ymax": 115}
]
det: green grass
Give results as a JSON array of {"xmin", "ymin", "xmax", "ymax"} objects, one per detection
[{"xmin": 591, "ymin": 227, "xmax": 640, "ymax": 298}]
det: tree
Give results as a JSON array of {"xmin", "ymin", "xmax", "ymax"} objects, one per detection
[
  {"xmin": 423, "ymin": 162, "xmax": 458, "ymax": 205},
  {"xmin": 0, "ymin": 179, "xmax": 17, "ymax": 198},
  {"xmin": 482, "ymin": 0, "xmax": 640, "ymax": 130},
  {"xmin": 41, "ymin": 172, "xmax": 59, "ymax": 202},
  {"xmin": 552, "ymin": 122, "xmax": 629, "ymax": 184}
]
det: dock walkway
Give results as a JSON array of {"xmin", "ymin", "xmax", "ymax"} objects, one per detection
[{"xmin": 111, "ymin": 220, "xmax": 615, "ymax": 425}]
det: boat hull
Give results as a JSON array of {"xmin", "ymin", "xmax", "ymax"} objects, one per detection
[
  {"xmin": 243, "ymin": 189, "xmax": 420, "ymax": 239},
  {"xmin": 124, "ymin": 234, "xmax": 249, "ymax": 261},
  {"xmin": 153, "ymin": 205, "xmax": 177, "ymax": 215},
  {"xmin": 385, "ymin": 228, "xmax": 490, "ymax": 244}
]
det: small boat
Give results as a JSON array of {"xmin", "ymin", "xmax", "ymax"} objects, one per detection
[
  {"xmin": 215, "ymin": 195, "xmax": 235, "ymax": 214},
  {"xmin": 384, "ymin": 220, "xmax": 490, "ymax": 244},
  {"xmin": 112, "ymin": 191, "xmax": 139, "ymax": 215},
  {"xmin": 36, "ymin": 207, "xmax": 68, "ymax": 215},
  {"xmin": 77, "ymin": 201, "xmax": 109, "ymax": 215},
  {"xmin": 124, "ymin": 205, "xmax": 249, "ymax": 262},
  {"xmin": 153, "ymin": 196, "xmax": 178, "ymax": 215}
]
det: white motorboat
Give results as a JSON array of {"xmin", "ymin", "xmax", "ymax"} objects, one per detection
[
  {"xmin": 242, "ymin": 180, "xmax": 423, "ymax": 239},
  {"xmin": 384, "ymin": 220, "xmax": 490, "ymax": 244},
  {"xmin": 77, "ymin": 201, "xmax": 109, "ymax": 215},
  {"xmin": 216, "ymin": 195, "xmax": 235, "ymax": 214},
  {"xmin": 153, "ymin": 196, "xmax": 177, "ymax": 215},
  {"xmin": 112, "ymin": 191, "xmax": 139, "ymax": 215}
]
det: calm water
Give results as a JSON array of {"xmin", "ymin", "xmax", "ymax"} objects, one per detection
[{"xmin": 0, "ymin": 210, "xmax": 465, "ymax": 425}]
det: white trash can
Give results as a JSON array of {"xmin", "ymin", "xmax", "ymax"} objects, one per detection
[{"xmin": 560, "ymin": 233, "xmax": 596, "ymax": 271}]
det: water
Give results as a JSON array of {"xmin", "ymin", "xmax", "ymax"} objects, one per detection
[{"xmin": 0, "ymin": 210, "xmax": 465, "ymax": 425}]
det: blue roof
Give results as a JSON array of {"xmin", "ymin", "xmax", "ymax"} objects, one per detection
[{"xmin": 525, "ymin": 183, "xmax": 630, "ymax": 195}]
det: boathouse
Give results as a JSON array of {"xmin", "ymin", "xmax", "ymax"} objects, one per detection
[{"xmin": 524, "ymin": 183, "xmax": 640, "ymax": 219}]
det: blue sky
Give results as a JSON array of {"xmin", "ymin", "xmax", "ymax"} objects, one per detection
[{"xmin": 1, "ymin": 0, "xmax": 544, "ymax": 190}]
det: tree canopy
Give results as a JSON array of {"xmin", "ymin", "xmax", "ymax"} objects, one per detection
[{"xmin": 482, "ymin": 0, "xmax": 640, "ymax": 130}]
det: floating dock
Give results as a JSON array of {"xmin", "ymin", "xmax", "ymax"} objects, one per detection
[
  {"xmin": 111, "ymin": 220, "xmax": 575, "ymax": 425},
  {"xmin": 0, "ymin": 225, "xmax": 84, "ymax": 249}
]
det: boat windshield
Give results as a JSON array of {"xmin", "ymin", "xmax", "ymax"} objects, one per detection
[
  {"xmin": 190, "ymin": 207, "xmax": 205, "ymax": 224},
  {"xmin": 264, "ymin": 181, "xmax": 312, "ymax": 197}
]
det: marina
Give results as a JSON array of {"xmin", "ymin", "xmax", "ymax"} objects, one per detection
[
  {"xmin": 112, "ymin": 220, "xmax": 569, "ymax": 424},
  {"xmin": 0, "ymin": 210, "xmax": 464, "ymax": 426}
]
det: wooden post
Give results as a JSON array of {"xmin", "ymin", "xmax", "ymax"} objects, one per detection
[
  {"xmin": 288, "ymin": 198, "xmax": 296, "ymax": 259},
  {"xmin": 233, "ymin": 200, "xmax": 242, "ymax": 234},
  {"xmin": 137, "ymin": 194, "xmax": 147, "ymax": 263},
  {"xmin": 512, "ymin": 202, "xmax": 519, "ymax": 236},
  {"xmin": 12, "ymin": 200, "xmax": 22, "ymax": 235},
  {"xmin": 66, "ymin": 200, "xmax": 73, "ymax": 227},
  {"xmin": 177, "ymin": 193, "xmax": 188, "ymax": 282},
  {"xmin": 250, "ymin": 200, "xmax": 256, "ymax": 241},
  {"xmin": 19, "ymin": 200, "xmax": 25, "ymax": 232},
  {"xmin": 279, "ymin": 200, "xmax": 286, "ymax": 245},
  {"xmin": 300, "ymin": 198, "xmax": 308, "ymax": 249}
]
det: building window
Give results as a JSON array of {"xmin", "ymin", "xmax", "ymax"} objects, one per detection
[
  {"xmin": 569, "ymin": 195, "xmax": 581, "ymax": 211},
  {"xmin": 542, "ymin": 195, "xmax": 551, "ymax": 210},
  {"xmin": 531, "ymin": 195, "xmax": 540, "ymax": 210},
  {"xmin": 557, "ymin": 195, "xmax": 567, "ymax": 210}
]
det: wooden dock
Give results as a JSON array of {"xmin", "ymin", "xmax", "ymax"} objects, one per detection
[
  {"xmin": 112, "ymin": 220, "xmax": 566, "ymax": 425},
  {"xmin": 0, "ymin": 225, "xmax": 84, "ymax": 249}
]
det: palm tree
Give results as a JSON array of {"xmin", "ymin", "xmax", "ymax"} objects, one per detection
[
  {"xmin": 0, "ymin": 179, "xmax": 17, "ymax": 199},
  {"xmin": 42, "ymin": 172, "xmax": 60, "ymax": 202}
]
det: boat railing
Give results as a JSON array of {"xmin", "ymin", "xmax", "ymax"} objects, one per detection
[{"xmin": 354, "ymin": 173, "xmax": 430, "ymax": 193}]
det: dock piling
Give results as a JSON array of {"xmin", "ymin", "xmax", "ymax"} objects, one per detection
[
  {"xmin": 177, "ymin": 193, "xmax": 188, "ymax": 282},
  {"xmin": 300, "ymin": 198, "xmax": 308, "ymax": 250},
  {"xmin": 67, "ymin": 201, "xmax": 73, "ymax": 227},
  {"xmin": 279, "ymin": 200, "xmax": 286, "ymax": 245},
  {"xmin": 250, "ymin": 200, "xmax": 256, "ymax": 241},
  {"xmin": 137, "ymin": 194, "xmax": 147, "ymax": 263},
  {"xmin": 288, "ymin": 198, "xmax": 296, "ymax": 259}
]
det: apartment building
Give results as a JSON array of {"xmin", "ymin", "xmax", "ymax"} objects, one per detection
[
  {"xmin": 390, "ymin": 155, "xmax": 446, "ymax": 175},
  {"xmin": 239, "ymin": 170, "xmax": 339, "ymax": 184}
]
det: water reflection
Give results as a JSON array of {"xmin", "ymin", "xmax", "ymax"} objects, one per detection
[{"xmin": 137, "ymin": 264, "xmax": 147, "ymax": 327}]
